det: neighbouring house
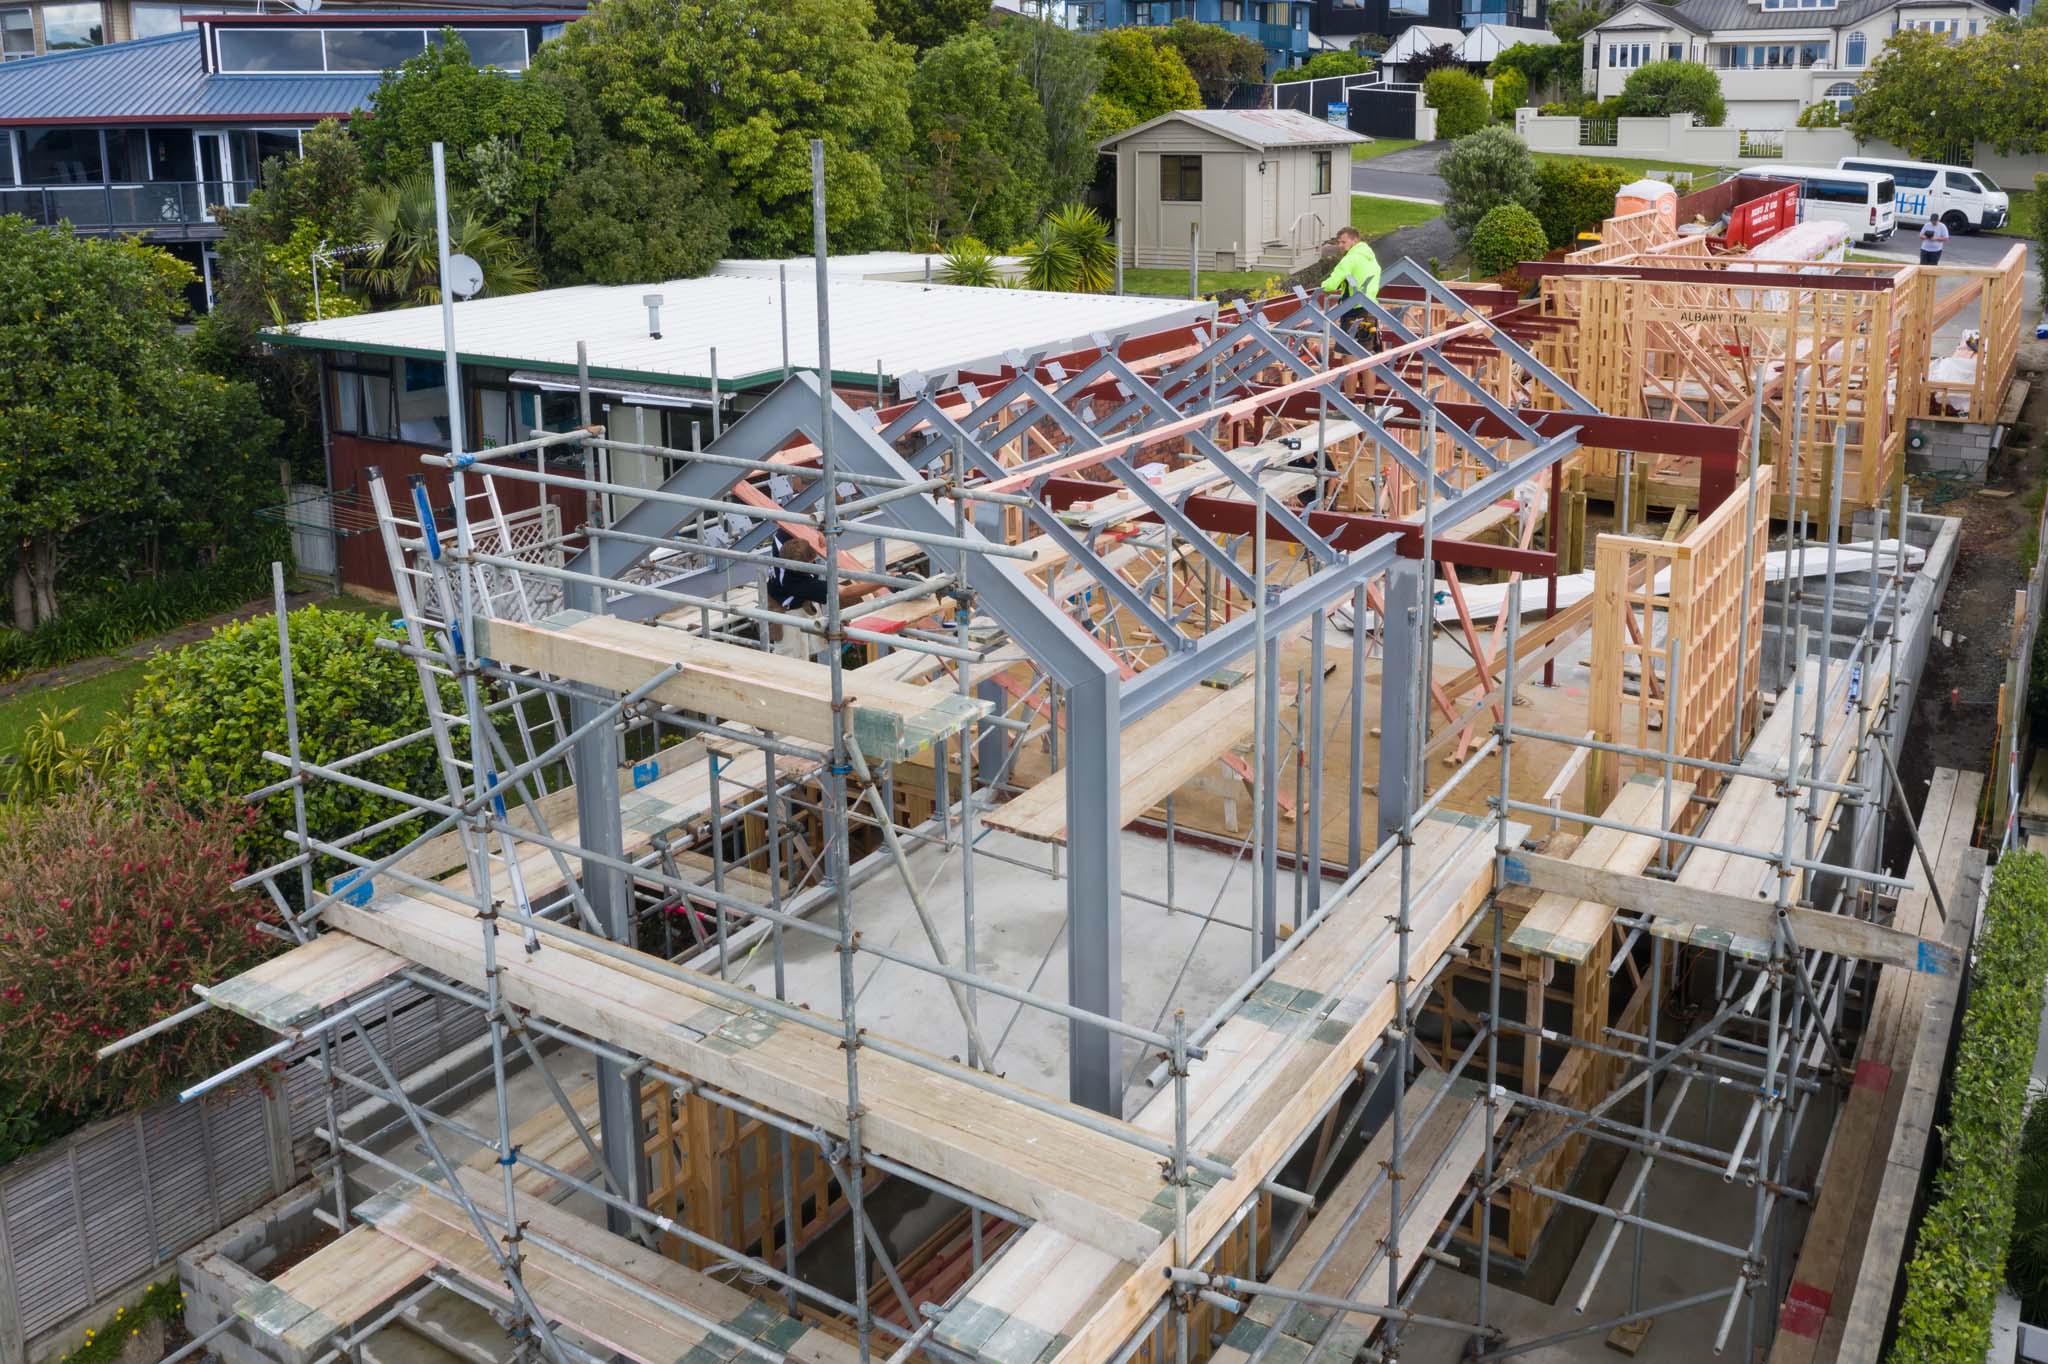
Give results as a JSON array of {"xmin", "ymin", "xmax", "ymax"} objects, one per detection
[
  {"xmin": 0, "ymin": 0, "xmax": 572, "ymax": 65},
  {"xmin": 1078, "ymin": 1, "xmax": 1314, "ymax": 76},
  {"xmin": 1310, "ymin": 0, "xmax": 1546, "ymax": 48},
  {"xmin": 1582, "ymin": 0, "xmax": 2013, "ymax": 125},
  {"xmin": 263, "ymin": 270, "xmax": 1215, "ymax": 596},
  {"xmin": 1099, "ymin": 108, "xmax": 1366, "ymax": 274},
  {"xmin": 0, "ymin": 7, "xmax": 577, "ymax": 310}
]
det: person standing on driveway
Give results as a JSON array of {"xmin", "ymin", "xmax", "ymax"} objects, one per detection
[{"xmin": 1919, "ymin": 217, "xmax": 1949, "ymax": 266}]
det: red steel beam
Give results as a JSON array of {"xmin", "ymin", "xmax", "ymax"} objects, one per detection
[{"xmin": 1516, "ymin": 260, "xmax": 1895, "ymax": 291}]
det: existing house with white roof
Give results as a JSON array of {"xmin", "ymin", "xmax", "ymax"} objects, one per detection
[
  {"xmin": 1583, "ymin": 0, "xmax": 2012, "ymax": 125},
  {"xmin": 267, "ymin": 274, "xmax": 1213, "ymax": 594},
  {"xmin": 1097, "ymin": 108, "xmax": 1366, "ymax": 273}
]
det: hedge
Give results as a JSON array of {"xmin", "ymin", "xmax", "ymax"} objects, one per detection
[
  {"xmin": 1890, "ymin": 851, "xmax": 2048, "ymax": 1363},
  {"xmin": 0, "ymin": 525, "xmax": 289, "ymax": 681}
]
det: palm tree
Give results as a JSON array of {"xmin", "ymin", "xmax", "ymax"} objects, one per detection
[
  {"xmin": 353, "ymin": 175, "xmax": 538, "ymax": 306},
  {"xmin": 938, "ymin": 240, "xmax": 1005, "ymax": 288},
  {"xmin": 1017, "ymin": 204, "xmax": 1119, "ymax": 293}
]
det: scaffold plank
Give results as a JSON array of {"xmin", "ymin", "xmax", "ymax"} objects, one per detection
[
  {"xmin": 983, "ymin": 683, "xmax": 1258, "ymax": 844},
  {"xmin": 234, "ymin": 1225, "xmax": 431, "ymax": 1360},
  {"xmin": 936, "ymin": 813, "xmax": 1514, "ymax": 1364},
  {"xmin": 1507, "ymin": 777, "xmax": 1685, "ymax": 963},
  {"xmin": 357, "ymin": 1167, "xmax": 858, "ymax": 1364},
  {"xmin": 199, "ymin": 933, "xmax": 409, "ymax": 1033},
  {"xmin": 475, "ymin": 609, "xmax": 988, "ymax": 761},
  {"xmin": 316, "ymin": 893, "xmax": 1170, "ymax": 1263},
  {"xmin": 1503, "ymin": 854, "xmax": 1957, "ymax": 975},
  {"xmin": 1211, "ymin": 1072, "xmax": 1505, "ymax": 1364}
]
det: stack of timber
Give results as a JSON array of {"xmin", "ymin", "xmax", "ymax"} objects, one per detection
[{"xmin": 1769, "ymin": 768, "xmax": 1983, "ymax": 1363}]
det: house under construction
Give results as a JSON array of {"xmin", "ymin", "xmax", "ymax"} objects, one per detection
[{"xmin": 143, "ymin": 148, "xmax": 2026, "ymax": 1364}]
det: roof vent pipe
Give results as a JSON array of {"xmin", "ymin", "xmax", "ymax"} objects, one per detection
[{"xmin": 643, "ymin": 293, "xmax": 665, "ymax": 340}]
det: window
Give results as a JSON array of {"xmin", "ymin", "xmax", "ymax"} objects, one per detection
[
  {"xmin": 1133, "ymin": 1, "xmax": 1154, "ymax": 21},
  {"xmin": 322, "ymin": 26, "xmax": 425, "ymax": 70},
  {"xmin": 1804, "ymin": 176, "xmax": 1869, "ymax": 204},
  {"xmin": 132, "ymin": 2, "xmax": 186, "ymax": 36},
  {"xmin": 41, "ymin": 2, "xmax": 102, "ymax": 48},
  {"xmin": 1160, "ymin": 154, "xmax": 1202, "ymax": 202},
  {"xmin": 18, "ymin": 126, "xmax": 100, "ymax": 183},
  {"xmin": 1220, "ymin": 0, "xmax": 1242, "ymax": 17},
  {"xmin": 442, "ymin": 27, "xmax": 527, "ymax": 69},
  {"xmin": 227, "ymin": 129, "xmax": 300, "ymax": 182},
  {"xmin": 1822, "ymin": 80, "xmax": 1858, "ymax": 110},
  {"xmin": 1666, "ymin": 41, "xmax": 1683, "ymax": 58},
  {"xmin": 1314, "ymin": 150, "xmax": 1331, "ymax": 194},
  {"xmin": 330, "ymin": 353, "xmax": 396, "ymax": 439},
  {"xmin": 216, "ymin": 26, "xmax": 322, "ymax": 70},
  {"xmin": 1845, "ymin": 30, "xmax": 1865, "ymax": 63},
  {"xmin": 1846, "ymin": 160, "xmax": 1932, "ymax": 187},
  {"xmin": 0, "ymin": 7, "xmax": 31, "ymax": 58}
]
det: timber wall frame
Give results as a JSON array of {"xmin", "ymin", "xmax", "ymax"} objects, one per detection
[{"xmin": 138, "ymin": 147, "xmax": 1977, "ymax": 1364}]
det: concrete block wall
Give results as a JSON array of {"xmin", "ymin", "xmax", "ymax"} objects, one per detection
[
  {"xmin": 177, "ymin": 1183, "xmax": 333, "ymax": 1364},
  {"xmin": 1908, "ymin": 419, "xmax": 1994, "ymax": 482}
]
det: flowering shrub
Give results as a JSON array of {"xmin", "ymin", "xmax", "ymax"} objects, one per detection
[{"xmin": 0, "ymin": 782, "xmax": 276, "ymax": 1118}]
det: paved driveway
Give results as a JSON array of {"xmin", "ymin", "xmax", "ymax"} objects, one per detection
[{"xmin": 1351, "ymin": 142, "xmax": 1448, "ymax": 203}]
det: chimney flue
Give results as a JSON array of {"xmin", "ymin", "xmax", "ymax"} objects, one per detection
[{"xmin": 642, "ymin": 293, "xmax": 665, "ymax": 340}]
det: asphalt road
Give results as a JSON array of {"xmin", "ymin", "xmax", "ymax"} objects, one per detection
[{"xmin": 1351, "ymin": 143, "xmax": 1448, "ymax": 203}]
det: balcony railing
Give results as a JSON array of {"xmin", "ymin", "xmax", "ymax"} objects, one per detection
[{"xmin": 0, "ymin": 180, "xmax": 255, "ymax": 232}]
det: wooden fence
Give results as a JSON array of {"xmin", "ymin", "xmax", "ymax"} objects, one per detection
[{"xmin": 0, "ymin": 986, "xmax": 483, "ymax": 1364}]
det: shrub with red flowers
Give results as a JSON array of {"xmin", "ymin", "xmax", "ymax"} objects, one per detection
[{"xmin": 0, "ymin": 781, "xmax": 277, "ymax": 1122}]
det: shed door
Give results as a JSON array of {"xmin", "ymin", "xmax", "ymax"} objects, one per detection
[{"xmin": 1261, "ymin": 162, "xmax": 1281, "ymax": 244}]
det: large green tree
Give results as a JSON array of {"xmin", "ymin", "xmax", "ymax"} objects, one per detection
[
  {"xmin": 872, "ymin": 0, "xmax": 987, "ymax": 50},
  {"xmin": 1275, "ymin": 50, "xmax": 1375, "ymax": 83},
  {"xmin": 541, "ymin": 147, "xmax": 732, "ymax": 285},
  {"xmin": 1156, "ymin": 19, "xmax": 1266, "ymax": 105},
  {"xmin": 902, "ymin": 31, "xmax": 1052, "ymax": 247},
  {"xmin": 1094, "ymin": 28, "xmax": 1202, "ymax": 136},
  {"xmin": 0, "ymin": 219, "xmax": 276, "ymax": 631},
  {"xmin": 531, "ymin": 0, "xmax": 913, "ymax": 258},
  {"xmin": 357, "ymin": 32, "xmax": 571, "ymax": 235},
  {"xmin": 991, "ymin": 14, "xmax": 1103, "ymax": 206},
  {"xmin": 355, "ymin": 175, "xmax": 540, "ymax": 304},
  {"xmin": 1546, "ymin": 0, "xmax": 1607, "ymax": 45},
  {"xmin": 1846, "ymin": 25, "xmax": 2048, "ymax": 158}
]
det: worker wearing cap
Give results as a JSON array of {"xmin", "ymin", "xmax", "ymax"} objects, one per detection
[{"xmin": 1321, "ymin": 227, "xmax": 1382, "ymax": 348}]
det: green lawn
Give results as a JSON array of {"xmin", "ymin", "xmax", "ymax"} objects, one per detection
[
  {"xmin": 1533, "ymin": 152, "xmax": 1730, "ymax": 181},
  {"xmin": 1352, "ymin": 194, "xmax": 1443, "ymax": 236},
  {"xmin": 1352, "ymin": 137, "xmax": 1423, "ymax": 162},
  {"xmin": 1993, "ymin": 188, "xmax": 2036, "ymax": 239},
  {"xmin": 0, "ymin": 658, "xmax": 152, "ymax": 755}
]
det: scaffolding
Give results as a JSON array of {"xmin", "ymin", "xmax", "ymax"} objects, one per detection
[{"xmin": 137, "ymin": 140, "xmax": 1976, "ymax": 1364}]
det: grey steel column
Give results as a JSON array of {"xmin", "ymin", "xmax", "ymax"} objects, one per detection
[
  {"xmin": 1377, "ymin": 558, "xmax": 1423, "ymax": 846},
  {"xmin": 1063, "ymin": 669, "xmax": 1123, "ymax": 1115},
  {"xmin": 1259, "ymin": 633, "xmax": 1281, "ymax": 959},
  {"xmin": 564, "ymin": 583, "xmax": 646, "ymax": 1237}
]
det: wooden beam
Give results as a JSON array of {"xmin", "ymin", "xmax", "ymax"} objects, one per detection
[
  {"xmin": 1507, "ymin": 778, "xmax": 1686, "ymax": 963},
  {"xmin": 984, "ymin": 682, "xmax": 1259, "ymax": 844},
  {"xmin": 1500, "ymin": 854, "xmax": 1957, "ymax": 976},
  {"xmin": 319, "ymin": 894, "xmax": 1168, "ymax": 1263},
  {"xmin": 198, "ymin": 934, "xmax": 408, "ymax": 1034},
  {"xmin": 476, "ymin": 609, "xmax": 985, "ymax": 762}
]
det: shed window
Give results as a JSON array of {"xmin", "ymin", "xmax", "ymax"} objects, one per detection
[
  {"xmin": 1314, "ymin": 150, "xmax": 1332, "ymax": 195},
  {"xmin": 331, "ymin": 352, "xmax": 395, "ymax": 439},
  {"xmin": 1160, "ymin": 155, "xmax": 1202, "ymax": 202}
]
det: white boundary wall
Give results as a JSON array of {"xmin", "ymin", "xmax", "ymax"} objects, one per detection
[{"xmin": 1513, "ymin": 109, "xmax": 2048, "ymax": 188}]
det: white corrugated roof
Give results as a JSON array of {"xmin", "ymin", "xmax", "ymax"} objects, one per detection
[
  {"xmin": 270, "ymin": 275, "xmax": 1213, "ymax": 390},
  {"xmin": 1097, "ymin": 107, "xmax": 1369, "ymax": 151},
  {"xmin": 712, "ymin": 252, "xmax": 1026, "ymax": 283},
  {"xmin": 1461, "ymin": 23, "xmax": 1558, "ymax": 60},
  {"xmin": 1382, "ymin": 25, "xmax": 1465, "ymax": 62}
]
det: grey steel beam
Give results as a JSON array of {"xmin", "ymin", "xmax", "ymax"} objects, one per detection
[{"xmin": 1377, "ymin": 557, "xmax": 1424, "ymax": 845}]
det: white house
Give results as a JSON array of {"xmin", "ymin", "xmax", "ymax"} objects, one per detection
[{"xmin": 1583, "ymin": 0, "xmax": 2012, "ymax": 125}]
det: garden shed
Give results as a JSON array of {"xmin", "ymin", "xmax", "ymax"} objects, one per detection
[{"xmin": 1099, "ymin": 108, "xmax": 1367, "ymax": 273}]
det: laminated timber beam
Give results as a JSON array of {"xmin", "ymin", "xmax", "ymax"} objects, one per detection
[
  {"xmin": 316, "ymin": 890, "xmax": 1173, "ymax": 1263},
  {"xmin": 1507, "ymin": 776, "xmax": 1688, "ymax": 964},
  {"xmin": 475, "ymin": 608, "xmax": 987, "ymax": 762}
]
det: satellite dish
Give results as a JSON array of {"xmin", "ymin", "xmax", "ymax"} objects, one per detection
[{"xmin": 445, "ymin": 253, "xmax": 485, "ymax": 300}]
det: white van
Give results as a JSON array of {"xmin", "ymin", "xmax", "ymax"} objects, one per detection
[
  {"xmin": 1837, "ymin": 157, "xmax": 2010, "ymax": 232},
  {"xmin": 1738, "ymin": 165, "xmax": 1897, "ymax": 244}
]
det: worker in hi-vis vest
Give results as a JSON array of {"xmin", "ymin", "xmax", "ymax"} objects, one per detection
[{"xmin": 1320, "ymin": 227, "xmax": 1382, "ymax": 347}]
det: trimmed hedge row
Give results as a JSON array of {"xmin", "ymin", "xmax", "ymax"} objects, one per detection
[
  {"xmin": 0, "ymin": 527, "xmax": 288, "ymax": 681},
  {"xmin": 1890, "ymin": 851, "xmax": 2048, "ymax": 1363}
]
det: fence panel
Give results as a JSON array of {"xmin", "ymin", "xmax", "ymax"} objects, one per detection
[{"xmin": 0, "ymin": 977, "xmax": 486, "ymax": 1364}]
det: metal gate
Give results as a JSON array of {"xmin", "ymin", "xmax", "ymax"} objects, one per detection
[{"xmin": 1346, "ymin": 85, "xmax": 1421, "ymax": 139}]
